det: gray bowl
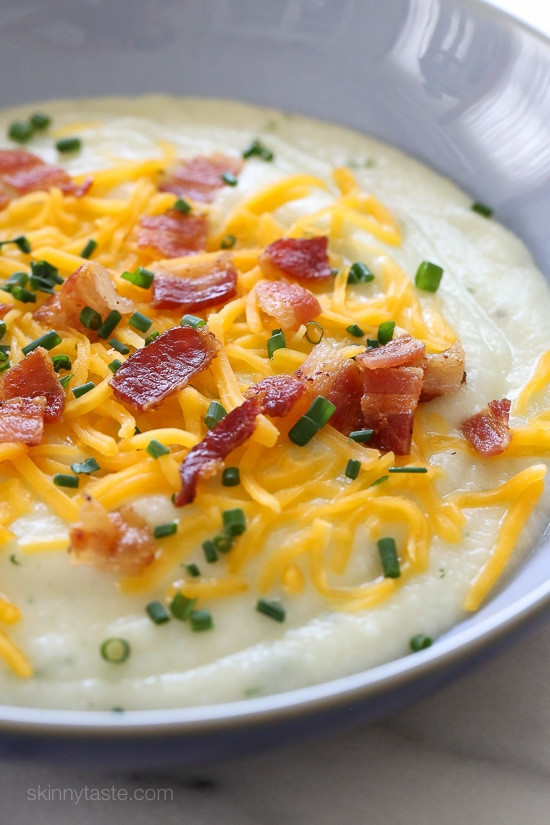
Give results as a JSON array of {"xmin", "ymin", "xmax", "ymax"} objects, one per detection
[{"xmin": 0, "ymin": 0, "xmax": 549, "ymax": 767}]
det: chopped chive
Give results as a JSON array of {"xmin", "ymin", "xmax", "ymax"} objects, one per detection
[
  {"xmin": 153, "ymin": 521, "xmax": 178, "ymax": 539},
  {"xmin": 22, "ymin": 330, "xmax": 61, "ymax": 355},
  {"xmin": 377, "ymin": 320, "xmax": 395, "ymax": 345},
  {"xmin": 190, "ymin": 609, "xmax": 214, "ymax": 631},
  {"xmin": 471, "ymin": 201, "xmax": 492, "ymax": 218},
  {"xmin": 222, "ymin": 466, "xmax": 240, "ymax": 487},
  {"xmin": 349, "ymin": 429, "xmax": 374, "ymax": 443},
  {"xmin": 71, "ymin": 457, "xmax": 100, "ymax": 475},
  {"xmin": 59, "ymin": 373, "xmax": 73, "ymax": 389},
  {"xmin": 80, "ymin": 238, "xmax": 97, "ymax": 259},
  {"xmin": 202, "ymin": 539, "xmax": 219, "ymax": 563},
  {"xmin": 222, "ymin": 507, "xmax": 246, "ymax": 537},
  {"xmin": 56, "ymin": 137, "xmax": 81, "ymax": 153},
  {"xmin": 371, "ymin": 474, "xmax": 389, "ymax": 487},
  {"xmin": 410, "ymin": 633, "xmax": 433, "ymax": 651},
  {"xmin": 29, "ymin": 112, "xmax": 51, "ymax": 131},
  {"xmin": 377, "ymin": 536, "xmax": 400, "ymax": 578},
  {"xmin": 221, "ymin": 171, "xmax": 238, "ymax": 186},
  {"xmin": 173, "ymin": 197, "xmax": 192, "ymax": 214},
  {"xmin": 97, "ymin": 309, "xmax": 122, "ymax": 339},
  {"xmin": 72, "ymin": 381, "xmax": 95, "ymax": 398},
  {"xmin": 9, "ymin": 554, "xmax": 20, "ymax": 565},
  {"xmin": 30, "ymin": 260, "xmax": 62, "ymax": 284},
  {"xmin": 180, "ymin": 314, "xmax": 206, "ymax": 329},
  {"xmin": 345, "ymin": 458, "xmax": 361, "ymax": 480},
  {"xmin": 213, "ymin": 533, "xmax": 234, "ymax": 553},
  {"xmin": 53, "ymin": 473, "xmax": 79, "ymax": 488},
  {"xmin": 121, "ymin": 267, "xmax": 155, "ymax": 289},
  {"xmin": 51, "ymin": 354, "xmax": 72, "ymax": 372},
  {"xmin": 0, "ymin": 361, "xmax": 11, "ymax": 374},
  {"xmin": 388, "ymin": 466, "xmax": 428, "ymax": 474},
  {"xmin": 108, "ymin": 358, "xmax": 122, "ymax": 373},
  {"xmin": 346, "ymin": 323, "xmax": 365, "ymax": 337},
  {"xmin": 347, "ymin": 261, "xmax": 374, "ymax": 285},
  {"xmin": 307, "ymin": 395, "xmax": 337, "ymax": 429},
  {"xmin": 242, "ymin": 139, "xmax": 274, "ymax": 161},
  {"xmin": 256, "ymin": 598, "xmax": 285, "ymax": 622},
  {"xmin": 170, "ymin": 592, "xmax": 197, "ymax": 621},
  {"xmin": 28, "ymin": 274, "xmax": 54, "ymax": 294},
  {"xmin": 128, "ymin": 311, "xmax": 152, "ymax": 333},
  {"xmin": 267, "ymin": 329, "xmax": 286, "ymax": 358},
  {"xmin": 145, "ymin": 600, "xmax": 170, "ymax": 625},
  {"xmin": 305, "ymin": 321, "xmax": 324, "ymax": 344},
  {"xmin": 8, "ymin": 120, "xmax": 33, "ymax": 143},
  {"xmin": 0, "ymin": 235, "xmax": 31, "ymax": 253},
  {"xmin": 80, "ymin": 305, "xmax": 102, "ymax": 331},
  {"xmin": 3, "ymin": 271, "xmax": 28, "ymax": 291},
  {"xmin": 108, "ymin": 338, "xmax": 130, "ymax": 354},
  {"xmin": 100, "ymin": 637, "xmax": 130, "ymax": 663},
  {"xmin": 204, "ymin": 400, "xmax": 227, "ymax": 430},
  {"xmin": 144, "ymin": 330, "xmax": 160, "ymax": 346},
  {"xmin": 288, "ymin": 395, "xmax": 336, "ymax": 446},
  {"xmin": 0, "ymin": 321, "xmax": 6, "ymax": 339},
  {"xmin": 146, "ymin": 439, "xmax": 170, "ymax": 458},
  {"xmin": 220, "ymin": 233, "xmax": 236, "ymax": 249},
  {"xmin": 366, "ymin": 338, "xmax": 379, "ymax": 349},
  {"xmin": 186, "ymin": 563, "xmax": 201, "ymax": 578},
  {"xmin": 415, "ymin": 260, "xmax": 443, "ymax": 293},
  {"xmin": 11, "ymin": 286, "xmax": 36, "ymax": 303}
]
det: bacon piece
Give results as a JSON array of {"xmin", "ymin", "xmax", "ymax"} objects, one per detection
[
  {"xmin": 159, "ymin": 154, "xmax": 243, "ymax": 203},
  {"xmin": 255, "ymin": 280, "xmax": 322, "ymax": 330},
  {"xmin": 0, "ymin": 304, "xmax": 11, "ymax": 318},
  {"xmin": 259, "ymin": 236, "xmax": 333, "ymax": 284},
  {"xmin": 138, "ymin": 210, "xmax": 208, "ymax": 258},
  {"xmin": 110, "ymin": 325, "xmax": 220, "ymax": 412},
  {"xmin": 176, "ymin": 375, "xmax": 305, "ymax": 505},
  {"xmin": 296, "ymin": 341, "xmax": 364, "ymax": 434},
  {"xmin": 151, "ymin": 259, "xmax": 237, "ymax": 311},
  {"xmin": 360, "ymin": 366, "xmax": 424, "ymax": 455},
  {"xmin": 69, "ymin": 496, "xmax": 156, "ymax": 575},
  {"xmin": 0, "ymin": 397, "xmax": 46, "ymax": 445},
  {"xmin": 461, "ymin": 398, "xmax": 511, "ymax": 457},
  {"xmin": 356, "ymin": 334, "xmax": 426, "ymax": 370},
  {"xmin": 0, "ymin": 149, "xmax": 91, "ymax": 208},
  {"xmin": 34, "ymin": 260, "xmax": 133, "ymax": 332},
  {"xmin": 420, "ymin": 342, "xmax": 466, "ymax": 401},
  {"xmin": 0, "ymin": 347, "xmax": 64, "ymax": 422}
]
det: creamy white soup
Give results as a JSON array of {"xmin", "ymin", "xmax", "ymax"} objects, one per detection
[{"xmin": 0, "ymin": 96, "xmax": 549, "ymax": 710}]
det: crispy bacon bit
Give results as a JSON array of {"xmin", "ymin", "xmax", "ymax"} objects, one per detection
[
  {"xmin": 360, "ymin": 366, "xmax": 424, "ymax": 455},
  {"xmin": 138, "ymin": 210, "xmax": 208, "ymax": 258},
  {"xmin": 255, "ymin": 280, "xmax": 322, "ymax": 330},
  {"xmin": 420, "ymin": 341, "xmax": 466, "ymax": 401},
  {"xmin": 176, "ymin": 374, "xmax": 305, "ymax": 505},
  {"xmin": 0, "ymin": 397, "xmax": 46, "ymax": 445},
  {"xmin": 69, "ymin": 496, "xmax": 156, "ymax": 575},
  {"xmin": 34, "ymin": 260, "xmax": 133, "ymax": 332},
  {"xmin": 0, "ymin": 347, "xmax": 64, "ymax": 422},
  {"xmin": 110, "ymin": 325, "xmax": 220, "ymax": 412},
  {"xmin": 0, "ymin": 149, "xmax": 91, "ymax": 208},
  {"xmin": 259, "ymin": 236, "xmax": 333, "ymax": 284},
  {"xmin": 0, "ymin": 304, "xmax": 11, "ymax": 317},
  {"xmin": 296, "ymin": 341, "xmax": 364, "ymax": 434},
  {"xmin": 159, "ymin": 154, "xmax": 243, "ymax": 203},
  {"xmin": 357, "ymin": 334, "xmax": 426, "ymax": 370},
  {"xmin": 461, "ymin": 398, "xmax": 511, "ymax": 457},
  {"xmin": 151, "ymin": 259, "xmax": 237, "ymax": 311}
]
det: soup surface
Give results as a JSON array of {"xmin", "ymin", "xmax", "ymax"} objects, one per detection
[{"xmin": 0, "ymin": 96, "xmax": 549, "ymax": 710}]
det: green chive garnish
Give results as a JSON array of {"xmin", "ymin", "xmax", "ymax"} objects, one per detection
[
  {"xmin": 220, "ymin": 234, "xmax": 236, "ymax": 249},
  {"xmin": 80, "ymin": 306, "xmax": 102, "ymax": 331},
  {"xmin": 153, "ymin": 521, "xmax": 178, "ymax": 539},
  {"xmin": 59, "ymin": 374, "xmax": 73, "ymax": 389},
  {"xmin": 186, "ymin": 563, "xmax": 201, "ymax": 578},
  {"xmin": 222, "ymin": 466, "xmax": 240, "ymax": 487},
  {"xmin": 29, "ymin": 112, "xmax": 51, "ymax": 131},
  {"xmin": 267, "ymin": 329, "xmax": 286, "ymax": 358},
  {"xmin": 0, "ymin": 321, "xmax": 6, "ymax": 339},
  {"xmin": 144, "ymin": 330, "xmax": 160, "ymax": 346},
  {"xmin": 121, "ymin": 267, "xmax": 155, "ymax": 289},
  {"xmin": 377, "ymin": 320, "xmax": 395, "ymax": 345},
  {"xmin": 72, "ymin": 381, "xmax": 95, "ymax": 398},
  {"xmin": 346, "ymin": 323, "xmax": 365, "ymax": 337},
  {"xmin": 347, "ymin": 262, "xmax": 375, "ymax": 284},
  {"xmin": 108, "ymin": 359, "xmax": 122, "ymax": 373},
  {"xmin": 205, "ymin": 400, "xmax": 227, "ymax": 430},
  {"xmin": 108, "ymin": 338, "xmax": 130, "ymax": 354},
  {"xmin": 222, "ymin": 507, "xmax": 246, "ymax": 537},
  {"xmin": 100, "ymin": 637, "xmax": 130, "ymax": 663},
  {"xmin": 11, "ymin": 287, "xmax": 35, "ymax": 303},
  {"xmin": 51, "ymin": 354, "xmax": 71, "ymax": 372},
  {"xmin": 190, "ymin": 609, "xmax": 213, "ymax": 631},
  {"xmin": 256, "ymin": 598, "xmax": 285, "ymax": 622},
  {"xmin": 388, "ymin": 466, "xmax": 428, "ymax": 474},
  {"xmin": 22, "ymin": 330, "xmax": 61, "ymax": 355},
  {"xmin": 371, "ymin": 475, "xmax": 389, "ymax": 487},
  {"xmin": 80, "ymin": 239, "xmax": 97, "ymax": 259},
  {"xmin": 8, "ymin": 120, "xmax": 33, "ymax": 143},
  {"xmin": 173, "ymin": 197, "xmax": 192, "ymax": 214},
  {"xmin": 97, "ymin": 309, "xmax": 122, "ymax": 339},
  {"xmin": 349, "ymin": 429, "xmax": 374, "ymax": 443},
  {"xmin": 71, "ymin": 457, "xmax": 100, "ymax": 475},
  {"xmin": 30, "ymin": 260, "xmax": 62, "ymax": 284},
  {"xmin": 53, "ymin": 473, "xmax": 79, "ymax": 488},
  {"xmin": 56, "ymin": 137, "xmax": 81, "ymax": 153},
  {"xmin": 305, "ymin": 321, "xmax": 324, "ymax": 344},
  {"xmin": 213, "ymin": 533, "xmax": 234, "ymax": 553},
  {"xmin": 146, "ymin": 439, "xmax": 170, "ymax": 458},
  {"xmin": 146, "ymin": 600, "xmax": 170, "ymax": 624},
  {"xmin": 415, "ymin": 260, "xmax": 443, "ymax": 293},
  {"xmin": 345, "ymin": 458, "xmax": 361, "ymax": 480},
  {"xmin": 471, "ymin": 201, "xmax": 492, "ymax": 218},
  {"xmin": 377, "ymin": 537, "xmax": 400, "ymax": 578},
  {"xmin": 242, "ymin": 139, "xmax": 274, "ymax": 161},
  {"xmin": 289, "ymin": 396, "xmax": 336, "ymax": 446},
  {"xmin": 202, "ymin": 539, "xmax": 218, "ymax": 563},
  {"xmin": 410, "ymin": 633, "xmax": 433, "ymax": 651},
  {"xmin": 221, "ymin": 171, "xmax": 238, "ymax": 186},
  {"xmin": 0, "ymin": 235, "xmax": 31, "ymax": 253},
  {"xmin": 2, "ymin": 271, "xmax": 28, "ymax": 292},
  {"xmin": 180, "ymin": 314, "xmax": 206, "ymax": 329},
  {"xmin": 170, "ymin": 592, "xmax": 197, "ymax": 621},
  {"xmin": 128, "ymin": 311, "xmax": 152, "ymax": 333}
]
